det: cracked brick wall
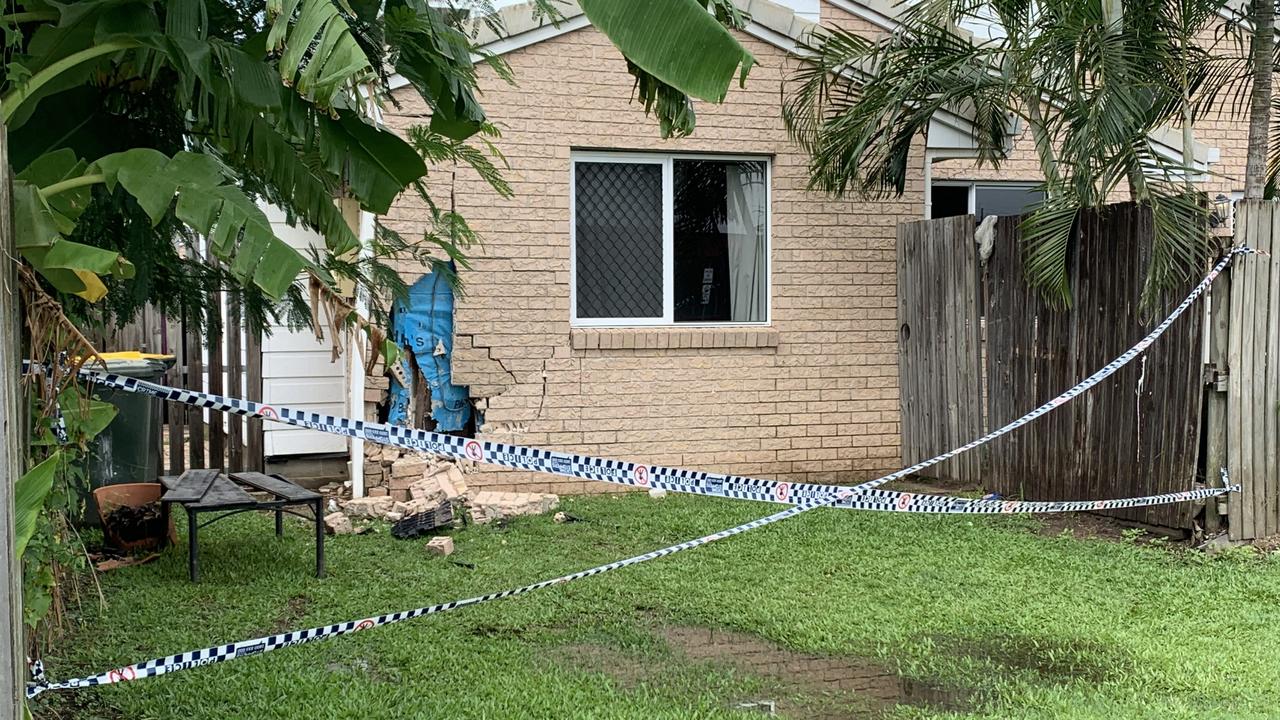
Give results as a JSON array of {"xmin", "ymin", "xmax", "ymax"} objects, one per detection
[{"xmin": 378, "ymin": 5, "xmax": 916, "ymax": 494}]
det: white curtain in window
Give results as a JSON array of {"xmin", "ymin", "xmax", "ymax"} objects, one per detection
[{"xmin": 724, "ymin": 163, "xmax": 767, "ymax": 322}]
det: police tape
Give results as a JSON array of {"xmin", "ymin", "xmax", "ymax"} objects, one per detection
[
  {"xmin": 26, "ymin": 492, "xmax": 850, "ymax": 699},
  {"xmin": 24, "ymin": 247, "xmax": 1255, "ymax": 699},
  {"xmin": 67, "ymin": 248, "xmax": 1255, "ymax": 517},
  {"xmin": 69, "ymin": 368, "xmax": 1236, "ymax": 514}
]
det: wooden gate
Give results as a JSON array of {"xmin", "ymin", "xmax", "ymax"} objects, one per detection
[
  {"xmin": 897, "ymin": 215, "xmax": 986, "ymax": 483},
  {"xmin": 1225, "ymin": 200, "xmax": 1280, "ymax": 540},
  {"xmin": 899, "ymin": 204, "xmax": 1207, "ymax": 529}
]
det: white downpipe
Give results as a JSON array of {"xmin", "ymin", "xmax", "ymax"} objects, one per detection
[
  {"xmin": 348, "ymin": 210, "xmax": 377, "ymax": 499},
  {"xmin": 923, "ymin": 150, "xmax": 935, "ymax": 219}
]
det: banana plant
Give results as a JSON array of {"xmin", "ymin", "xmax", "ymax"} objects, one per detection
[
  {"xmin": 14, "ymin": 453, "xmax": 60, "ymax": 561},
  {"xmin": 0, "ymin": 0, "xmax": 490, "ymax": 302},
  {"xmin": 578, "ymin": 0, "xmax": 757, "ymax": 138},
  {"xmin": 3, "ymin": 0, "xmax": 758, "ymax": 306}
]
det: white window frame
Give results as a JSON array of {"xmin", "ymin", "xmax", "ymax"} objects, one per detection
[
  {"xmin": 931, "ymin": 181, "xmax": 1043, "ymax": 219},
  {"xmin": 569, "ymin": 151, "xmax": 772, "ymax": 328}
]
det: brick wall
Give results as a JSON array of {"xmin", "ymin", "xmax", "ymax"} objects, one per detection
[{"xmin": 379, "ymin": 14, "xmax": 923, "ymax": 494}]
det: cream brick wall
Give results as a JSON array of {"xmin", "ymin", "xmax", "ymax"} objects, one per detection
[{"xmin": 380, "ymin": 16, "xmax": 923, "ymax": 494}]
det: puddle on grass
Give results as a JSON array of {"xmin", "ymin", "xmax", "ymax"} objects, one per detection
[
  {"xmin": 270, "ymin": 594, "xmax": 311, "ymax": 633},
  {"xmin": 555, "ymin": 626, "xmax": 975, "ymax": 719},
  {"xmin": 928, "ymin": 634, "xmax": 1133, "ymax": 685},
  {"xmin": 662, "ymin": 626, "xmax": 971, "ymax": 718},
  {"xmin": 324, "ymin": 656, "xmax": 401, "ymax": 684}
]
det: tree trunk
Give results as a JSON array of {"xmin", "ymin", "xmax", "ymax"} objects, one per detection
[
  {"xmin": 1183, "ymin": 47, "xmax": 1196, "ymax": 190},
  {"xmin": 1245, "ymin": 0, "xmax": 1275, "ymax": 199},
  {"xmin": 1025, "ymin": 96, "xmax": 1060, "ymax": 189}
]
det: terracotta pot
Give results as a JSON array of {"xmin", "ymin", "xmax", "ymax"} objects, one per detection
[{"xmin": 94, "ymin": 483, "xmax": 176, "ymax": 552}]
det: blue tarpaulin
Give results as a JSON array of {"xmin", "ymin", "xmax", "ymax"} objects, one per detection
[{"xmin": 387, "ymin": 270, "xmax": 472, "ymax": 431}]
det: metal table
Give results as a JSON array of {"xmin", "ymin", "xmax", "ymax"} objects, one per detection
[{"xmin": 160, "ymin": 470, "xmax": 325, "ymax": 582}]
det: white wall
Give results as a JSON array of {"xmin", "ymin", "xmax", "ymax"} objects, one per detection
[{"xmin": 259, "ymin": 205, "xmax": 349, "ymax": 457}]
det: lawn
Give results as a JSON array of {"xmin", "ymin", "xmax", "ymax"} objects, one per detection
[{"xmin": 36, "ymin": 492, "xmax": 1280, "ymax": 720}]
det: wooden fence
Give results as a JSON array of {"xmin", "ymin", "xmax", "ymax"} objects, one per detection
[
  {"xmin": 897, "ymin": 215, "xmax": 986, "ymax": 484},
  {"xmin": 93, "ymin": 298, "xmax": 265, "ymax": 477},
  {"xmin": 1225, "ymin": 200, "xmax": 1280, "ymax": 540},
  {"xmin": 898, "ymin": 204, "xmax": 1206, "ymax": 529}
]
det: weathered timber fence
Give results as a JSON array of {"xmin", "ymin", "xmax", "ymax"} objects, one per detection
[
  {"xmin": 1226, "ymin": 200, "xmax": 1280, "ymax": 540},
  {"xmin": 1, "ymin": 126, "xmax": 26, "ymax": 719},
  {"xmin": 92, "ymin": 299, "xmax": 264, "ymax": 477},
  {"xmin": 898, "ymin": 204, "xmax": 1206, "ymax": 529},
  {"xmin": 897, "ymin": 216, "xmax": 986, "ymax": 484}
]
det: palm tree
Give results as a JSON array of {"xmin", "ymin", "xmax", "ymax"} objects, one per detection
[
  {"xmin": 1244, "ymin": 0, "xmax": 1275, "ymax": 199},
  {"xmin": 784, "ymin": 0, "xmax": 1230, "ymax": 308}
]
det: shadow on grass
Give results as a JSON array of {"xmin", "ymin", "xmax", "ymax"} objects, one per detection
[{"xmin": 925, "ymin": 633, "xmax": 1136, "ymax": 685}]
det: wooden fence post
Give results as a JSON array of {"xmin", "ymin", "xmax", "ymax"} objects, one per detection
[
  {"xmin": 164, "ymin": 312, "xmax": 185, "ymax": 476},
  {"xmin": 0, "ymin": 127, "xmax": 27, "ymax": 717},
  {"xmin": 185, "ymin": 305, "xmax": 205, "ymax": 470},
  {"xmin": 206, "ymin": 293, "xmax": 224, "ymax": 471},
  {"xmin": 246, "ymin": 325, "xmax": 264, "ymax": 472},
  {"xmin": 227, "ymin": 296, "xmax": 243, "ymax": 471},
  {"xmin": 1205, "ymin": 273, "xmax": 1231, "ymax": 536}
]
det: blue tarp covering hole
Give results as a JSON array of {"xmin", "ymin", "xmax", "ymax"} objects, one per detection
[{"xmin": 387, "ymin": 270, "xmax": 473, "ymax": 432}]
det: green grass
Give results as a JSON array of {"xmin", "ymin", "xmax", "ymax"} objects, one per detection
[{"xmin": 36, "ymin": 493, "xmax": 1280, "ymax": 719}]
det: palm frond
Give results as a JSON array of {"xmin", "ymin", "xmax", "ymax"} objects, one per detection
[
  {"xmin": 407, "ymin": 124, "xmax": 512, "ymax": 198},
  {"xmin": 785, "ymin": 21, "xmax": 1018, "ymax": 196},
  {"xmin": 1020, "ymin": 196, "xmax": 1079, "ymax": 308},
  {"xmin": 384, "ymin": 0, "xmax": 490, "ymax": 141}
]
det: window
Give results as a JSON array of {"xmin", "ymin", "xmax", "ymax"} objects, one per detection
[
  {"xmin": 931, "ymin": 185, "xmax": 970, "ymax": 219},
  {"xmin": 974, "ymin": 184, "xmax": 1042, "ymax": 220},
  {"xmin": 572, "ymin": 153, "xmax": 770, "ymax": 326},
  {"xmin": 931, "ymin": 182, "xmax": 1043, "ymax": 221}
]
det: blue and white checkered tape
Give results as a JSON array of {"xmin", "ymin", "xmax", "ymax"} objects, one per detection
[{"xmin": 24, "ymin": 247, "xmax": 1257, "ymax": 700}]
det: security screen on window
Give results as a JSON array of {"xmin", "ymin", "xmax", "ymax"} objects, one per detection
[{"xmin": 573, "ymin": 155, "xmax": 769, "ymax": 325}]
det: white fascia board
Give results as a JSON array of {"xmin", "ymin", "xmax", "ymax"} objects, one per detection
[
  {"xmin": 743, "ymin": 19, "xmax": 808, "ymax": 52},
  {"xmin": 388, "ymin": 13, "xmax": 592, "ymax": 90}
]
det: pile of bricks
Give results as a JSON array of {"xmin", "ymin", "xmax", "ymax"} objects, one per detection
[
  {"xmin": 342, "ymin": 460, "xmax": 467, "ymax": 522},
  {"xmin": 329, "ymin": 453, "xmax": 559, "ymax": 530},
  {"xmin": 361, "ymin": 446, "xmax": 472, "ymax": 500},
  {"xmin": 360, "ymin": 442, "xmax": 400, "ymax": 495},
  {"xmin": 468, "ymin": 491, "xmax": 559, "ymax": 525}
]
